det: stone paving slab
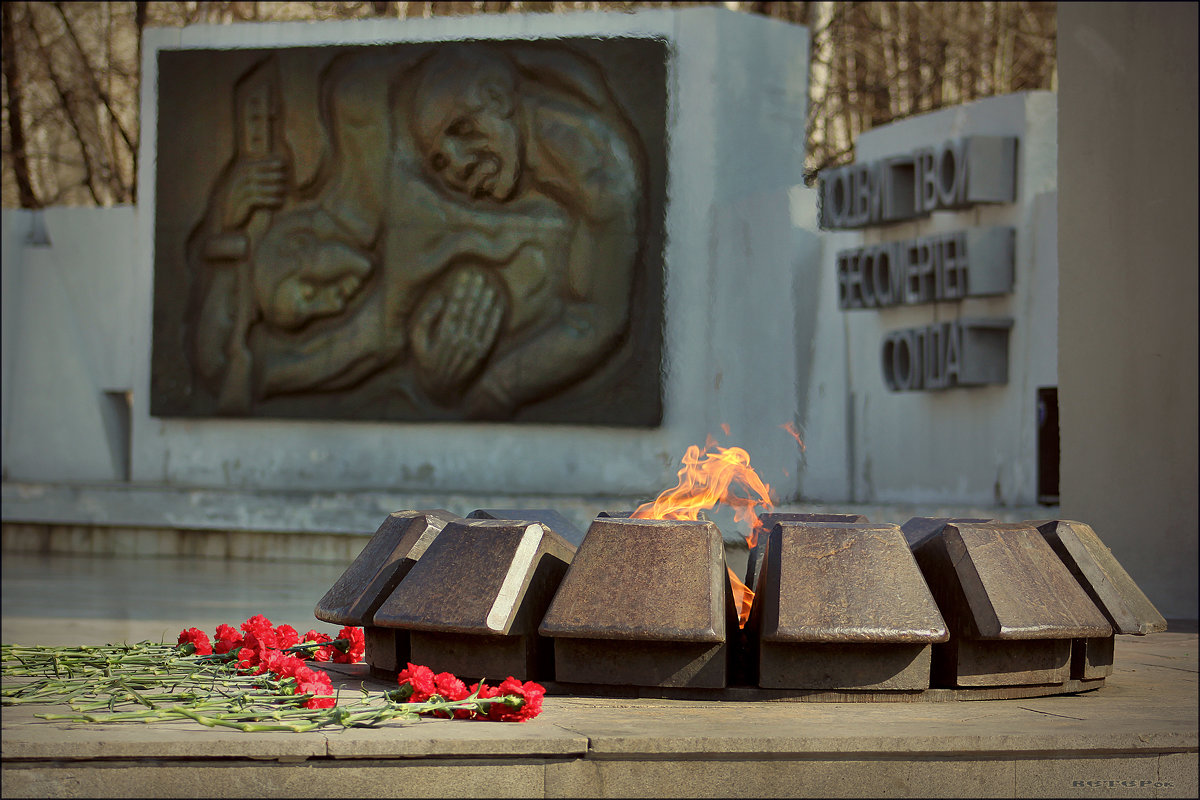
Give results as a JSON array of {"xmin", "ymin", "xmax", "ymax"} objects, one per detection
[
  {"xmin": 542, "ymin": 753, "xmax": 1197, "ymax": 799},
  {"xmin": 3, "ymin": 626, "xmax": 1194, "ymax": 752},
  {"xmin": 3, "ymin": 612, "xmax": 1195, "ymax": 798},
  {"xmin": 3, "ymin": 755, "xmax": 1194, "ymax": 799},
  {"xmin": 0, "ymin": 699, "xmax": 587, "ymax": 761},
  {"xmin": 1, "ymin": 704, "xmax": 329, "ymax": 761},
  {"xmin": 543, "ymin": 633, "xmax": 1195, "ymax": 758}
]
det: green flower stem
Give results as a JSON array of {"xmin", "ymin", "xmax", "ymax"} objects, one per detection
[
  {"xmin": 7, "ymin": 639, "xmax": 535, "ymax": 733},
  {"xmin": 33, "ymin": 693, "xmax": 524, "ymax": 732},
  {"xmin": 281, "ymin": 637, "xmax": 352, "ymax": 656}
]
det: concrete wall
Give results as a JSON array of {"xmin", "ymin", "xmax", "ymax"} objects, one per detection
[
  {"xmin": 3, "ymin": 8, "xmax": 820, "ymax": 520},
  {"xmin": 135, "ymin": 9, "xmax": 813, "ymax": 503},
  {"xmin": 1, "ymin": 26, "xmax": 1067, "ymax": 523},
  {"xmin": 1057, "ymin": 3, "xmax": 1198, "ymax": 619},
  {"xmin": 1, "ymin": 208, "xmax": 139, "ymax": 483},
  {"xmin": 809, "ymin": 93, "xmax": 1058, "ymax": 507}
]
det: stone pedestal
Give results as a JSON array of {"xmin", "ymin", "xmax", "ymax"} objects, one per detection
[
  {"xmin": 540, "ymin": 518, "xmax": 737, "ymax": 689},
  {"xmin": 314, "ymin": 509, "xmax": 456, "ymax": 627},
  {"xmin": 906, "ymin": 520, "xmax": 1112, "ymax": 688},
  {"xmin": 753, "ymin": 522, "xmax": 947, "ymax": 691},
  {"xmin": 372, "ymin": 519, "xmax": 574, "ymax": 681}
]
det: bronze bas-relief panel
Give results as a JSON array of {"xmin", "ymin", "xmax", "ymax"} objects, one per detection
[{"xmin": 151, "ymin": 39, "xmax": 667, "ymax": 424}]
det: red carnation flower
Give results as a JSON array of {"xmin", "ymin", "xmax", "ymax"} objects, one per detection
[
  {"xmin": 274, "ymin": 623, "xmax": 300, "ymax": 649},
  {"xmin": 280, "ymin": 654, "xmax": 307, "ymax": 680},
  {"xmin": 391, "ymin": 665, "xmax": 545, "ymax": 722},
  {"xmin": 464, "ymin": 680, "xmax": 501, "ymax": 720},
  {"xmin": 434, "ymin": 671, "xmax": 468, "ymax": 699},
  {"xmin": 294, "ymin": 664, "xmax": 330, "ymax": 691},
  {"xmin": 176, "ymin": 627, "xmax": 212, "ymax": 655},
  {"xmin": 305, "ymin": 695, "xmax": 337, "ymax": 710},
  {"xmin": 432, "ymin": 671, "xmax": 470, "ymax": 718},
  {"xmin": 262, "ymin": 649, "xmax": 307, "ymax": 681},
  {"xmin": 236, "ymin": 630, "xmax": 276, "ymax": 674},
  {"xmin": 213, "ymin": 624, "xmax": 243, "ymax": 654},
  {"xmin": 236, "ymin": 644, "xmax": 262, "ymax": 674},
  {"xmin": 214, "ymin": 637, "xmax": 241, "ymax": 655},
  {"xmin": 471, "ymin": 681, "xmax": 500, "ymax": 700},
  {"xmin": 241, "ymin": 620, "xmax": 278, "ymax": 653},
  {"xmin": 294, "ymin": 665, "xmax": 335, "ymax": 709},
  {"xmin": 332, "ymin": 626, "xmax": 365, "ymax": 664},
  {"xmin": 397, "ymin": 663, "xmax": 437, "ymax": 702},
  {"xmin": 487, "ymin": 677, "xmax": 545, "ymax": 722},
  {"xmin": 240, "ymin": 615, "xmax": 277, "ymax": 646},
  {"xmin": 260, "ymin": 648, "xmax": 285, "ymax": 674}
]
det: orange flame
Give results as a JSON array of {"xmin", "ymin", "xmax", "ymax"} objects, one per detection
[
  {"xmin": 780, "ymin": 421, "xmax": 806, "ymax": 452},
  {"xmin": 631, "ymin": 433, "xmax": 773, "ymax": 627},
  {"xmin": 727, "ymin": 567, "xmax": 754, "ymax": 628}
]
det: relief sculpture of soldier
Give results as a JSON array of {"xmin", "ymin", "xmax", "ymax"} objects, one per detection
[
  {"xmin": 401, "ymin": 45, "xmax": 645, "ymax": 418},
  {"xmin": 183, "ymin": 43, "xmax": 647, "ymax": 420}
]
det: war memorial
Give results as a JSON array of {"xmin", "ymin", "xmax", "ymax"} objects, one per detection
[{"xmin": 2, "ymin": 4, "xmax": 1195, "ymax": 797}]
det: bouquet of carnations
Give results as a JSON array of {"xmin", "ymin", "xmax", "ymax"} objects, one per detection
[{"xmin": 1, "ymin": 614, "xmax": 544, "ymax": 731}]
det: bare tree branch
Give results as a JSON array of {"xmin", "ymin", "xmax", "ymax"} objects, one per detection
[
  {"xmin": 3, "ymin": 2, "xmax": 41, "ymax": 207},
  {"xmin": 53, "ymin": 3, "xmax": 137, "ymax": 200},
  {"xmin": 25, "ymin": 6, "xmax": 104, "ymax": 204},
  {"xmin": 1, "ymin": 0, "xmax": 1058, "ymax": 204}
]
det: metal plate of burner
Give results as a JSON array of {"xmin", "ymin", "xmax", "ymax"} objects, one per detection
[
  {"xmin": 1034, "ymin": 519, "xmax": 1167, "ymax": 680},
  {"xmin": 314, "ymin": 509, "xmax": 458, "ymax": 627},
  {"xmin": 751, "ymin": 522, "xmax": 948, "ymax": 691},
  {"xmin": 314, "ymin": 509, "xmax": 459, "ymax": 679},
  {"xmin": 1035, "ymin": 519, "xmax": 1168, "ymax": 635},
  {"xmin": 744, "ymin": 512, "xmax": 871, "ymax": 591},
  {"xmin": 539, "ymin": 517, "xmax": 738, "ymax": 688},
  {"xmin": 467, "ymin": 509, "xmax": 587, "ymax": 547},
  {"xmin": 908, "ymin": 520, "xmax": 1113, "ymax": 687},
  {"xmin": 371, "ymin": 518, "xmax": 575, "ymax": 681}
]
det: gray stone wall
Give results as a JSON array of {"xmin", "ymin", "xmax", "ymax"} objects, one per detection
[
  {"xmin": 3, "ymin": 8, "xmax": 814, "ymax": 505},
  {"xmin": 806, "ymin": 92, "xmax": 1059, "ymax": 508},
  {"xmin": 1058, "ymin": 2, "xmax": 1199, "ymax": 619}
]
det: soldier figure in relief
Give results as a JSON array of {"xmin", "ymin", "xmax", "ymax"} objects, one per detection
[{"xmin": 186, "ymin": 44, "xmax": 645, "ymax": 419}]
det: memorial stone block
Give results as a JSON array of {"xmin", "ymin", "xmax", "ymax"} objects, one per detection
[
  {"xmin": 467, "ymin": 508, "xmax": 587, "ymax": 547},
  {"xmin": 1035, "ymin": 520, "xmax": 1168, "ymax": 635},
  {"xmin": 753, "ymin": 522, "xmax": 948, "ymax": 691},
  {"xmin": 1036, "ymin": 519, "xmax": 1168, "ymax": 679},
  {"xmin": 744, "ymin": 512, "xmax": 870, "ymax": 592},
  {"xmin": 314, "ymin": 509, "xmax": 458, "ymax": 676},
  {"xmin": 539, "ymin": 518, "xmax": 738, "ymax": 689},
  {"xmin": 907, "ymin": 520, "xmax": 1112, "ymax": 687},
  {"xmin": 372, "ymin": 519, "xmax": 575, "ymax": 681}
]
